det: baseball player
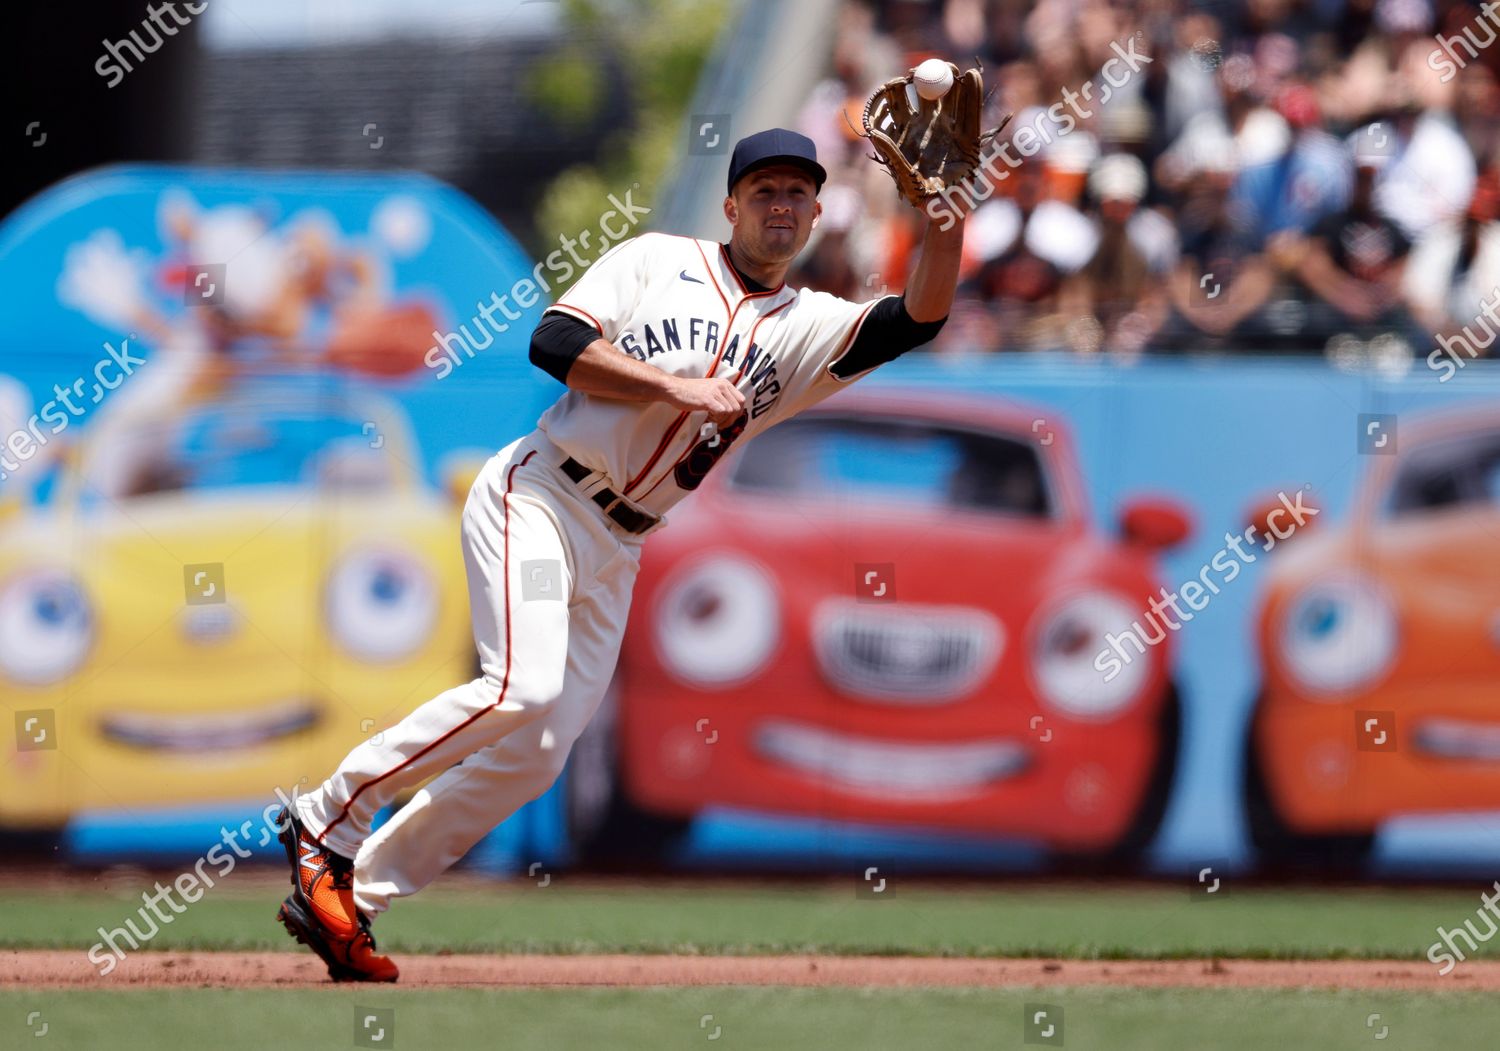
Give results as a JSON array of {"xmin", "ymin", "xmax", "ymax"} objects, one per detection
[{"xmin": 275, "ymin": 124, "xmax": 978, "ymax": 981}]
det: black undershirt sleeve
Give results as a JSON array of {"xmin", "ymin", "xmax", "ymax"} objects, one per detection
[
  {"xmin": 828, "ymin": 294, "xmax": 946, "ymax": 380},
  {"xmin": 532, "ymin": 284, "xmax": 945, "ymax": 387},
  {"xmin": 529, "ymin": 311, "xmax": 602, "ymax": 385}
]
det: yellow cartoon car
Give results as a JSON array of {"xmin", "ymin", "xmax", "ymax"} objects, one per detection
[{"xmin": 0, "ymin": 383, "xmax": 478, "ymax": 833}]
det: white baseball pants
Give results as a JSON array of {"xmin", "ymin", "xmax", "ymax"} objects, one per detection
[{"xmin": 295, "ymin": 429, "xmax": 655, "ymax": 916}]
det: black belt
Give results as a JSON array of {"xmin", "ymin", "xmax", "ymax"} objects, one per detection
[{"xmin": 559, "ymin": 457, "xmax": 660, "ymax": 535}]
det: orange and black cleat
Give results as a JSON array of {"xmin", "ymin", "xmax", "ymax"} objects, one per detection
[{"xmin": 273, "ymin": 807, "xmax": 398, "ymax": 983}]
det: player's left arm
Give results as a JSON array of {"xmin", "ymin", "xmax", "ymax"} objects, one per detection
[
  {"xmin": 901, "ymin": 214, "xmax": 966, "ymax": 323},
  {"xmin": 820, "ymin": 213, "xmax": 964, "ymax": 382}
]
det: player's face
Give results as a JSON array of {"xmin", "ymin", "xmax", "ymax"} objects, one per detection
[{"xmin": 726, "ymin": 167, "xmax": 821, "ymax": 264}]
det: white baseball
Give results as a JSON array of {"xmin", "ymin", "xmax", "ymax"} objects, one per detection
[{"xmin": 913, "ymin": 59, "xmax": 954, "ymax": 101}]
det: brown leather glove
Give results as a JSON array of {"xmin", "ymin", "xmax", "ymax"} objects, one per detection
[{"xmin": 860, "ymin": 63, "xmax": 1009, "ymax": 207}]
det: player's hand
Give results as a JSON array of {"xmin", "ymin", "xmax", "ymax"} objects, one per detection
[{"xmin": 665, "ymin": 376, "xmax": 745, "ymax": 428}]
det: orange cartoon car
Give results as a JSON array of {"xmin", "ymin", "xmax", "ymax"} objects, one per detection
[
  {"xmin": 567, "ymin": 388, "xmax": 1192, "ymax": 866},
  {"xmin": 1244, "ymin": 405, "xmax": 1500, "ymax": 867}
]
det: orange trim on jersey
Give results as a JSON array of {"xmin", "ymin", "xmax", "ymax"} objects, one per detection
[
  {"xmin": 622, "ymin": 245, "xmax": 729, "ymax": 495},
  {"xmin": 731, "ymin": 298, "xmax": 795, "ymax": 383},
  {"xmin": 825, "ymin": 299, "xmax": 883, "ymax": 379},
  {"xmin": 622, "ymin": 242, "xmax": 787, "ymax": 497},
  {"xmin": 635, "ymin": 298, "xmax": 795, "ymax": 501},
  {"xmin": 315, "ymin": 449, "xmax": 537, "ymax": 848},
  {"xmin": 546, "ymin": 303, "xmax": 605, "ymax": 335},
  {"xmin": 718, "ymin": 242, "xmax": 787, "ymax": 297},
  {"xmin": 625, "ymin": 413, "xmax": 688, "ymax": 495},
  {"xmin": 693, "ymin": 240, "xmax": 732, "ymax": 320}
]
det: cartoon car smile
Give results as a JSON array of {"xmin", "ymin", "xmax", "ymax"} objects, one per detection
[{"xmin": 567, "ymin": 388, "xmax": 1192, "ymax": 866}]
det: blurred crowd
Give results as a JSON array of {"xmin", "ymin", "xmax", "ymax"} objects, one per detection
[{"xmin": 789, "ymin": 0, "xmax": 1500, "ymax": 361}]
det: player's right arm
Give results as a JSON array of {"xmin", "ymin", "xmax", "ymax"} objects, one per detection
[
  {"xmin": 530, "ymin": 234, "xmax": 744, "ymax": 426},
  {"xmin": 564, "ymin": 336, "xmax": 744, "ymax": 426}
]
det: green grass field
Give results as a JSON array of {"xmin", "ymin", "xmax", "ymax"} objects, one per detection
[
  {"xmin": 6, "ymin": 987, "xmax": 1500, "ymax": 1050},
  {"xmin": 2, "ymin": 876, "xmax": 1495, "ymax": 960},
  {"xmin": 8, "ymin": 876, "xmax": 1500, "ymax": 1049}
]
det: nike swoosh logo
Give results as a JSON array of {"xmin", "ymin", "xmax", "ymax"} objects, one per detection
[{"xmin": 679, "ymin": 270, "xmax": 704, "ymax": 284}]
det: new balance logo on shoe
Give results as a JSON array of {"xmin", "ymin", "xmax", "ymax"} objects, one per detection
[{"xmin": 300, "ymin": 839, "xmax": 323, "ymax": 871}]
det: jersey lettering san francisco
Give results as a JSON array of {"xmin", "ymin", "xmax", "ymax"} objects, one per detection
[{"xmin": 537, "ymin": 232, "xmax": 889, "ymax": 516}]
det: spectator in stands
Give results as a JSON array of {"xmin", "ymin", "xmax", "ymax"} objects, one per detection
[
  {"xmin": 1406, "ymin": 169, "xmax": 1500, "ymax": 343},
  {"xmin": 1155, "ymin": 54, "xmax": 1287, "ymax": 197},
  {"xmin": 1159, "ymin": 156, "xmax": 1281, "ymax": 349},
  {"xmin": 1271, "ymin": 131, "xmax": 1417, "ymax": 347},
  {"xmin": 1231, "ymin": 83, "xmax": 1350, "ymax": 242},
  {"xmin": 1370, "ymin": 43, "xmax": 1476, "ymax": 242},
  {"xmin": 798, "ymin": 0, "xmax": 1495, "ymax": 358},
  {"xmin": 1063, "ymin": 153, "xmax": 1178, "ymax": 356},
  {"xmin": 963, "ymin": 155, "xmax": 1096, "ymax": 350}
]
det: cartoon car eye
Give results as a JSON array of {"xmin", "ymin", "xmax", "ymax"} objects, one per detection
[
  {"xmin": 324, "ymin": 550, "xmax": 437, "ymax": 663},
  {"xmin": 0, "ymin": 571, "xmax": 94, "ymax": 685},
  {"xmin": 1278, "ymin": 576, "xmax": 1397, "ymax": 694},
  {"xmin": 653, "ymin": 555, "xmax": 780, "ymax": 688},
  {"xmin": 1031, "ymin": 592, "xmax": 1150, "ymax": 718}
]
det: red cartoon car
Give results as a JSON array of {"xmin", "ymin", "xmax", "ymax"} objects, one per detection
[{"xmin": 567, "ymin": 388, "xmax": 1191, "ymax": 866}]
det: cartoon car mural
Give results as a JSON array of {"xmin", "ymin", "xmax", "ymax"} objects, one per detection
[
  {"xmin": 0, "ymin": 383, "xmax": 477, "ymax": 833},
  {"xmin": 1244, "ymin": 405, "xmax": 1500, "ymax": 867},
  {"xmin": 567, "ymin": 388, "xmax": 1192, "ymax": 865}
]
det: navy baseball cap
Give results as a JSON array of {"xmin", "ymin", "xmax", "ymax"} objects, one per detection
[{"xmin": 726, "ymin": 128, "xmax": 828, "ymax": 194}]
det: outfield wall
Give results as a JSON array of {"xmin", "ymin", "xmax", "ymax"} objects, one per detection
[{"xmin": 4, "ymin": 166, "xmax": 1499, "ymax": 876}]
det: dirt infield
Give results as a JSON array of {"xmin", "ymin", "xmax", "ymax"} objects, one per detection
[{"xmin": 3, "ymin": 950, "xmax": 1495, "ymax": 990}]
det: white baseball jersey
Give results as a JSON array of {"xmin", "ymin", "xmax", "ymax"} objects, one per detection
[
  {"xmin": 539, "ymin": 233, "xmax": 889, "ymax": 516},
  {"xmin": 294, "ymin": 232, "xmax": 900, "ymax": 920}
]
